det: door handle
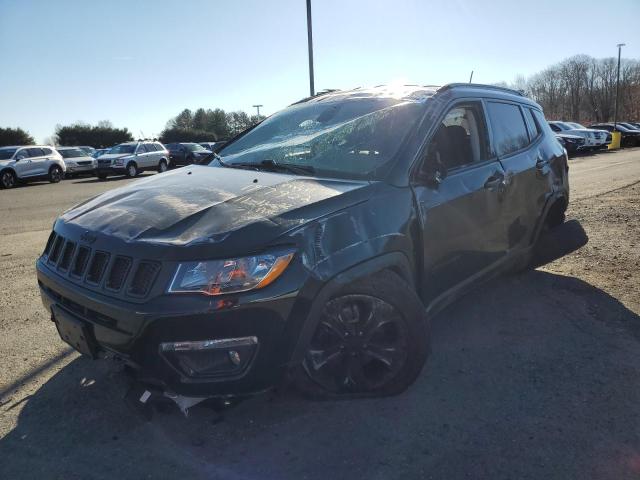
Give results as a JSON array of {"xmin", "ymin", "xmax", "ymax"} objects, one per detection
[
  {"xmin": 484, "ymin": 174, "xmax": 504, "ymax": 190},
  {"xmin": 536, "ymin": 156, "xmax": 548, "ymax": 169}
]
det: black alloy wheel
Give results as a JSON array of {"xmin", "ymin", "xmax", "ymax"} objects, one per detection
[
  {"xmin": 1, "ymin": 170, "xmax": 17, "ymax": 189},
  {"xmin": 49, "ymin": 166, "xmax": 63, "ymax": 183},
  {"xmin": 303, "ymin": 294, "xmax": 410, "ymax": 393},
  {"xmin": 296, "ymin": 271, "xmax": 430, "ymax": 398}
]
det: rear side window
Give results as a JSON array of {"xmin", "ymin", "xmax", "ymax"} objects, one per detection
[
  {"xmin": 531, "ymin": 109, "xmax": 555, "ymax": 137},
  {"xmin": 523, "ymin": 108, "xmax": 541, "ymax": 140},
  {"xmin": 27, "ymin": 148, "xmax": 44, "ymax": 157},
  {"xmin": 145, "ymin": 143, "xmax": 156, "ymax": 151},
  {"xmin": 486, "ymin": 102, "xmax": 529, "ymax": 156},
  {"xmin": 41, "ymin": 147, "xmax": 53, "ymax": 155}
]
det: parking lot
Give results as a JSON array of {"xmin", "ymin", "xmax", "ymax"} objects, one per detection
[{"xmin": 1, "ymin": 149, "xmax": 639, "ymax": 479}]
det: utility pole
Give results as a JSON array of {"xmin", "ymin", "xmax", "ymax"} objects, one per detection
[
  {"xmin": 306, "ymin": 0, "xmax": 315, "ymax": 96},
  {"xmin": 613, "ymin": 43, "xmax": 625, "ymax": 128},
  {"xmin": 252, "ymin": 104, "xmax": 263, "ymax": 117}
]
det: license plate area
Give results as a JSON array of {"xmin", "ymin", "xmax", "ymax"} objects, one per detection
[{"xmin": 52, "ymin": 305, "xmax": 97, "ymax": 358}]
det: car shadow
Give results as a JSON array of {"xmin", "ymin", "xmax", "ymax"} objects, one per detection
[{"xmin": 2, "ymin": 268, "xmax": 639, "ymax": 480}]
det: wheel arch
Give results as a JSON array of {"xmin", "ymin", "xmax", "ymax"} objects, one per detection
[
  {"xmin": 286, "ymin": 251, "xmax": 419, "ymax": 368},
  {"xmin": 0, "ymin": 167, "xmax": 18, "ymax": 186}
]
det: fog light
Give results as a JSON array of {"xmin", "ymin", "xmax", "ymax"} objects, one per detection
[
  {"xmin": 228, "ymin": 350, "xmax": 241, "ymax": 366},
  {"xmin": 160, "ymin": 337, "xmax": 258, "ymax": 379}
]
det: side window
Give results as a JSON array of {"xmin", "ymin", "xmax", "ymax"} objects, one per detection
[
  {"xmin": 148, "ymin": 143, "xmax": 159, "ymax": 152},
  {"xmin": 425, "ymin": 102, "xmax": 490, "ymax": 171},
  {"xmin": 136, "ymin": 144, "xmax": 147, "ymax": 153},
  {"xmin": 531, "ymin": 109, "xmax": 554, "ymax": 137},
  {"xmin": 41, "ymin": 147, "xmax": 53, "ymax": 155},
  {"xmin": 16, "ymin": 149, "xmax": 30, "ymax": 159},
  {"xmin": 523, "ymin": 108, "xmax": 540, "ymax": 141},
  {"xmin": 28, "ymin": 148, "xmax": 44, "ymax": 157},
  {"xmin": 486, "ymin": 102, "xmax": 529, "ymax": 156}
]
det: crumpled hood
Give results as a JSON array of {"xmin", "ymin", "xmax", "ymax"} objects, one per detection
[{"xmin": 59, "ymin": 165, "xmax": 370, "ymax": 248}]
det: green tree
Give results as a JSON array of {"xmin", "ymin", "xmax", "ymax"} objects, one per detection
[
  {"xmin": 55, "ymin": 122, "xmax": 133, "ymax": 148},
  {"xmin": 204, "ymin": 108, "xmax": 231, "ymax": 139},
  {"xmin": 0, "ymin": 127, "xmax": 35, "ymax": 147},
  {"xmin": 159, "ymin": 127, "xmax": 217, "ymax": 144},
  {"xmin": 192, "ymin": 108, "xmax": 207, "ymax": 131},
  {"xmin": 172, "ymin": 109, "xmax": 193, "ymax": 129}
]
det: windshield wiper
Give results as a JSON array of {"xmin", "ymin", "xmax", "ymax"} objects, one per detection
[{"xmin": 258, "ymin": 159, "xmax": 315, "ymax": 175}]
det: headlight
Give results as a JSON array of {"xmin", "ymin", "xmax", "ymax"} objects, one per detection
[
  {"xmin": 114, "ymin": 157, "xmax": 125, "ymax": 166},
  {"xmin": 168, "ymin": 250, "xmax": 294, "ymax": 295}
]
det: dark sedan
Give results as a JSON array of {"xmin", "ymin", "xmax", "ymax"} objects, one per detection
[
  {"xmin": 165, "ymin": 143, "xmax": 212, "ymax": 167},
  {"xmin": 589, "ymin": 123, "xmax": 640, "ymax": 148},
  {"xmin": 555, "ymin": 133, "xmax": 585, "ymax": 156}
]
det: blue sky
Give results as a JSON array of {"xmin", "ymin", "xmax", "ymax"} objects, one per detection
[{"xmin": 1, "ymin": 0, "xmax": 639, "ymax": 143}]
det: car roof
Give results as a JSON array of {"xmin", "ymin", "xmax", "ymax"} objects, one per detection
[
  {"xmin": 0, "ymin": 145, "xmax": 51, "ymax": 149},
  {"xmin": 292, "ymin": 83, "xmax": 539, "ymax": 109}
]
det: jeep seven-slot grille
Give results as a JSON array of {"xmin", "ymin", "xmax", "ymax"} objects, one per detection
[
  {"xmin": 128, "ymin": 261, "xmax": 160, "ymax": 297},
  {"xmin": 48, "ymin": 236, "xmax": 64, "ymax": 264},
  {"xmin": 86, "ymin": 251, "xmax": 110, "ymax": 284},
  {"xmin": 71, "ymin": 246, "xmax": 90, "ymax": 277},
  {"xmin": 43, "ymin": 232, "xmax": 160, "ymax": 298},
  {"xmin": 106, "ymin": 256, "xmax": 132, "ymax": 291},
  {"xmin": 58, "ymin": 241, "xmax": 76, "ymax": 271}
]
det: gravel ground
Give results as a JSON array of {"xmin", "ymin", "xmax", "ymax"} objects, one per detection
[{"xmin": 1, "ymin": 151, "xmax": 639, "ymax": 480}]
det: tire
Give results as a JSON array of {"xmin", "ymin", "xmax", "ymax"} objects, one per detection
[
  {"xmin": 0, "ymin": 170, "xmax": 17, "ymax": 189},
  {"xmin": 294, "ymin": 271, "xmax": 430, "ymax": 398},
  {"xmin": 158, "ymin": 159, "xmax": 168, "ymax": 173},
  {"xmin": 49, "ymin": 165, "xmax": 63, "ymax": 183},
  {"xmin": 125, "ymin": 162, "xmax": 138, "ymax": 178}
]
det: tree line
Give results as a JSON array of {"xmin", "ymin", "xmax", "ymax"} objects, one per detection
[
  {"xmin": 500, "ymin": 55, "xmax": 640, "ymax": 123},
  {"xmin": 159, "ymin": 108, "xmax": 265, "ymax": 143}
]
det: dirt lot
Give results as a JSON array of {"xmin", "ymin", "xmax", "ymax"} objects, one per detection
[{"xmin": 1, "ymin": 150, "xmax": 639, "ymax": 479}]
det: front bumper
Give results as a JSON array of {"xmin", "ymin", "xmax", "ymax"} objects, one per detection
[
  {"xmin": 37, "ymin": 257, "xmax": 305, "ymax": 397},
  {"xmin": 67, "ymin": 165, "xmax": 95, "ymax": 173}
]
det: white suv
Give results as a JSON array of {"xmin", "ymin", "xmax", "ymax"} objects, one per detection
[
  {"xmin": 548, "ymin": 121, "xmax": 609, "ymax": 150},
  {"xmin": 0, "ymin": 146, "xmax": 66, "ymax": 189},
  {"xmin": 95, "ymin": 141, "xmax": 170, "ymax": 179}
]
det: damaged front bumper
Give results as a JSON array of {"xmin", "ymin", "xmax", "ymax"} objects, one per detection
[{"xmin": 36, "ymin": 257, "xmax": 305, "ymax": 397}]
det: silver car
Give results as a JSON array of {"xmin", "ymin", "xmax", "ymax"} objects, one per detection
[
  {"xmin": 0, "ymin": 145, "xmax": 66, "ymax": 189},
  {"xmin": 57, "ymin": 147, "xmax": 96, "ymax": 177},
  {"xmin": 95, "ymin": 141, "xmax": 170, "ymax": 179}
]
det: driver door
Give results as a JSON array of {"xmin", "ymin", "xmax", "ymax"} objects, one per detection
[
  {"xmin": 412, "ymin": 101, "xmax": 510, "ymax": 302},
  {"xmin": 13, "ymin": 148, "xmax": 34, "ymax": 177}
]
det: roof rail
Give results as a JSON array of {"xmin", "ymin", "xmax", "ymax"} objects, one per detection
[{"xmin": 439, "ymin": 83, "xmax": 525, "ymax": 97}]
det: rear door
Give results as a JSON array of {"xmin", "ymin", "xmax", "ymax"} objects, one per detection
[
  {"xmin": 135, "ymin": 143, "xmax": 150, "ymax": 168},
  {"xmin": 486, "ymin": 101, "xmax": 547, "ymax": 252},
  {"xmin": 413, "ymin": 100, "xmax": 510, "ymax": 301}
]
